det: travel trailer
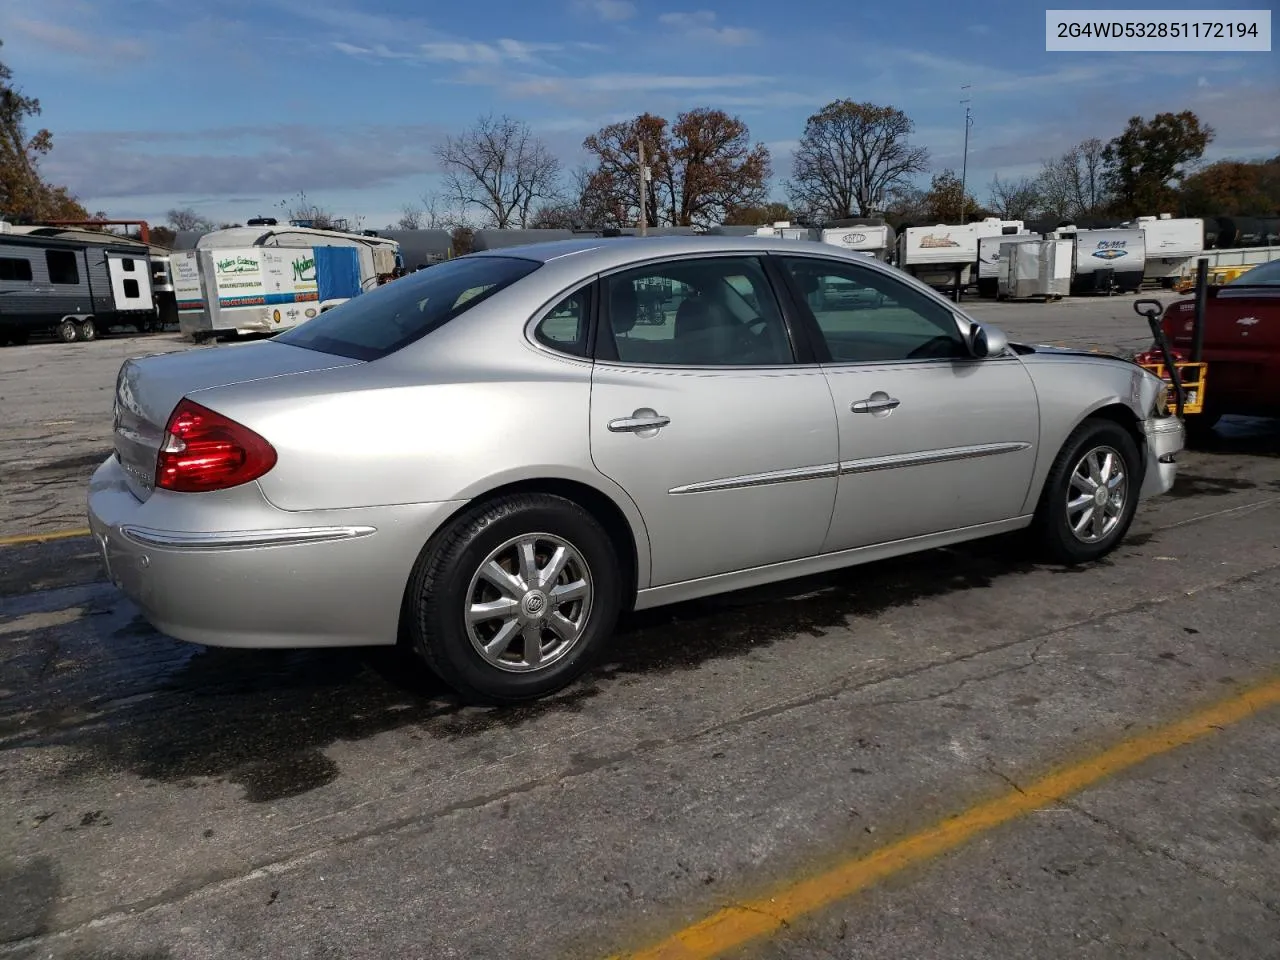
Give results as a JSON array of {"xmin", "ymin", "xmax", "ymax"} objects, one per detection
[
  {"xmin": 896, "ymin": 218, "xmax": 1024, "ymax": 293},
  {"xmin": 977, "ymin": 233, "xmax": 1040, "ymax": 297},
  {"xmin": 0, "ymin": 230, "xmax": 158, "ymax": 344},
  {"xmin": 1127, "ymin": 215, "xmax": 1204, "ymax": 287},
  {"xmin": 820, "ymin": 223, "xmax": 896, "ymax": 261},
  {"xmin": 174, "ymin": 225, "xmax": 400, "ymax": 340},
  {"xmin": 1061, "ymin": 227, "xmax": 1147, "ymax": 294}
]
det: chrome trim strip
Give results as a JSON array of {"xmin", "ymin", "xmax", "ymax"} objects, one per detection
[
  {"xmin": 839, "ymin": 441, "xmax": 1031, "ymax": 476},
  {"xmin": 119, "ymin": 525, "xmax": 377, "ymax": 550},
  {"xmin": 669, "ymin": 462, "xmax": 839, "ymax": 495}
]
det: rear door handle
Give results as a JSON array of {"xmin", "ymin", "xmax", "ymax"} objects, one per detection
[
  {"xmin": 851, "ymin": 395, "xmax": 901, "ymax": 414},
  {"xmin": 608, "ymin": 413, "xmax": 671, "ymax": 433}
]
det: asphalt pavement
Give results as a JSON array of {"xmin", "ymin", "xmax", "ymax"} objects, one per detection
[{"xmin": 2, "ymin": 296, "xmax": 1279, "ymax": 960}]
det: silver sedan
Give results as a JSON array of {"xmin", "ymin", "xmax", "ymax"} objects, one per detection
[{"xmin": 88, "ymin": 236, "xmax": 1184, "ymax": 702}]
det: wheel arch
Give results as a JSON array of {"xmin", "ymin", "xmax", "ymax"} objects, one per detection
[
  {"xmin": 1023, "ymin": 399, "xmax": 1147, "ymax": 516},
  {"xmin": 396, "ymin": 473, "xmax": 651, "ymax": 647}
]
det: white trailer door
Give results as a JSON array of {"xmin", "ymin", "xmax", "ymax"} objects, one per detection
[{"xmin": 105, "ymin": 253, "xmax": 155, "ymax": 311}]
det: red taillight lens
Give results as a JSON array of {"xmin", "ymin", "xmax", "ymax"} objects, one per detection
[{"xmin": 155, "ymin": 398, "xmax": 277, "ymax": 493}]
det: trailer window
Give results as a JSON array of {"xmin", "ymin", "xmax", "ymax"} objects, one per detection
[
  {"xmin": 122, "ymin": 258, "xmax": 136, "ymax": 272},
  {"xmin": 123, "ymin": 279, "xmax": 141, "ymax": 298},
  {"xmin": 46, "ymin": 251, "xmax": 80, "ymax": 285},
  {"xmin": 0, "ymin": 257, "xmax": 33, "ymax": 282}
]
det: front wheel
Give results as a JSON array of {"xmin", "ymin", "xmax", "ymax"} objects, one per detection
[
  {"xmin": 408, "ymin": 493, "xmax": 623, "ymax": 704},
  {"xmin": 1032, "ymin": 418, "xmax": 1142, "ymax": 564}
]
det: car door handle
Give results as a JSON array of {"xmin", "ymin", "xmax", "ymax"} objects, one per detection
[
  {"xmin": 851, "ymin": 396, "xmax": 901, "ymax": 414},
  {"xmin": 608, "ymin": 413, "xmax": 671, "ymax": 433}
]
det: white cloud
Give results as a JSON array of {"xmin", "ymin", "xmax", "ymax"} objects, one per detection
[
  {"xmin": 573, "ymin": 0, "xmax": 636, "ymax": 21},
  {"xmin": 658, "ymin": 10, "xmax": 758, "ymax": 46},
  {"xmin": 6, "ymin": 14, "xmax": 146, "ymax": 58}
]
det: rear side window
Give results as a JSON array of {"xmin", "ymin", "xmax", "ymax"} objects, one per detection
[
  {"xmin": 0, "ymin": 257, "xmax": 33, "ymax": 282},
  {"xmin": 277, "ymin": 255, "xmax": 541, "ymax": 361},
  {"xmin": 46, "ymin": 250, "xmax": 80, "ymax": 284}
]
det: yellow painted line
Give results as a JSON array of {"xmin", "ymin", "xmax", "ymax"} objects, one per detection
[
  {"xmin": 610, "ymin": 675, "xmax": 1280, "ymax": 960},
  {"xmin": 0, "ymin": 527, "xmax": 92, "ymax": 547}
]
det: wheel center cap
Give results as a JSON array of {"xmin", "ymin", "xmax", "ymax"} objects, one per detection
[
  {"xmin": 522, "ymin": 591, "xmax": 548, "ymax": 618},
  {"xmin": 1094, "ymin": 487, "xmax": 1109, "ymax": 507}
]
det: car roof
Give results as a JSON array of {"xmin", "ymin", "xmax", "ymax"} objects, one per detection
[{"xmin": 470, "ymin": 234, "xmax": 882, "ymax": 275}]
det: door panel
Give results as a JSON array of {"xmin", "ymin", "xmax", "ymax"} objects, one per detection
[
  {"xmin": 773, "ymin": 254, "xmax": 1040, "ymax": 551},
  {"xmin": 588, "ymin": 255, "xmax": 839, "ymax": 587}
]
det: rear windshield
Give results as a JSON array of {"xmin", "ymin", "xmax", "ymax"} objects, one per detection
[{"xmin": 276, "ymin": 255, "xmax": 540, "ymax": 360}]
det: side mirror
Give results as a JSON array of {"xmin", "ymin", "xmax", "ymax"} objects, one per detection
[{"xmin": 968, "ymin": 321, "xmax": 1008, "ymax": 358}]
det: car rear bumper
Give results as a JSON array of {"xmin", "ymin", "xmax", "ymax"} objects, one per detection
[
  {"xmin": 1140, "ymin": 415, "xmax": 1184, "ymax": 499},
  {"xmin": 87, "ymin": 455, "xmax": 464, "ymax": 648}
]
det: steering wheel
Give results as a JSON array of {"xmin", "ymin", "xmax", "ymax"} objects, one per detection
[{"xmin": 905, "ymin": 335, "xmax": 958, "ymax": 360}]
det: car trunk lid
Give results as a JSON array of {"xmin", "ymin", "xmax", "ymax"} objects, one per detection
[{"xmin": 112, "ymin": 341, "xmax": 361, "ymax": 501}]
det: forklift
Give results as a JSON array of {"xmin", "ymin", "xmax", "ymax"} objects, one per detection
[{"xmin": 1132, "ymin": 258, "xmax": 1211, "ymax": 430}]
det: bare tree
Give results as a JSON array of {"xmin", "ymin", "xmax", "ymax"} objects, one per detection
[
  {"xmin": 277, "ymin": 190, "xmax": 337, "ymax": 229},
  {"xmin": 987, "ymin": 174, "xmax": 1043, "ymax": 219},
  {"xmin": 435, "ymin": 115, "xmax": 562, "ymax": 229},
  {"xmin": 396, "ymin": 204, "xmax": 423, "ymax": 230},
  {"xmin": 1037, "ymin": 138, "xmax": 1109, "ymax": 219},
  {"xmin": 166, "ymin": 206, "xmax": 213, "ymax": 231},
  {"xmin": 787, "ymin": 100, "xmax": 929, "ymax": 222}
]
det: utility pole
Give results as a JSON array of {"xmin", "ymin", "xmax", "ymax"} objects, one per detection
[
  {"xmin": 637, "ymin": 139, "xmax": 648, "ymax": 237},
  {"xmin": 959, "ymin": 85, "xmax": 973, "ymax": 224}
]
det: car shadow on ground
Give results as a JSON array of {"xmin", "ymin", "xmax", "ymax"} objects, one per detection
[{"xmin": 12, "ymin": 415, "xmax": 1279, "ymax": 805}]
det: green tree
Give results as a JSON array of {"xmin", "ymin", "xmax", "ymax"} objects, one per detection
[
  {"xmin": 1103, "ymin": 111, "xmax": 1214, "ymax": 216},
  {"xmin": 0, "ymin": 39, "xmax": 89, "ymax": 221}
]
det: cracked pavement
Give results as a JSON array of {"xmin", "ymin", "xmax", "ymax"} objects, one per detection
[{"xmin": 2, "ymin": 309, "xmax": 1279, "ymax": 959}]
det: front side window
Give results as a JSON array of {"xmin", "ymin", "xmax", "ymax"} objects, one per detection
[
  {"xmin": 277, "ymin": 255, "xmax": 541, "ymax": 360},
  {"xmin": 46, "ymin": 250, "xmax": 80, "ymax": 285},
  {"xmin": 779, "ymin": 256, "xmax": 966, "ymax": 363},
  {"xmin": 601, "ymin": 256, "xmax": 793, "ymax": 366}
]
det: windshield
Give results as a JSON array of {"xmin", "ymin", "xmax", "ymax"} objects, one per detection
[
  {"xmin": 276, "ymin": 255, "xmax": 541, "ymax": 360},
  {"xmin": 1227, "ymin": 259, "xmax": 1280, "ymax": 287}
]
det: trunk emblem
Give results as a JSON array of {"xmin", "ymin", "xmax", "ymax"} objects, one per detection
[{"xmin": 1236, "ymin": 317, "xmax": 1259, "ymax": 326}]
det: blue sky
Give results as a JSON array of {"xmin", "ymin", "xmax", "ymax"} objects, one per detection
[{"xmin": 1, "ymin": 0, "xmax": 1275, "ymax": 229}]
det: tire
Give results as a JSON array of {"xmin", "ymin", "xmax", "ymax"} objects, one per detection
[
  {"xmin": 408, "ymin": 493, "xmax": 623, "ymax": 704},
  {"xmin": 56, "ymin": 319, "xmax": 79, "ymax": 343},
  {"xmin": 1032, "ymin": 418, "xmax": 1143, "ymax": 564},
  {"xmin": 77, "ymin": 318, "xmax": 97, "ymax": 342}
]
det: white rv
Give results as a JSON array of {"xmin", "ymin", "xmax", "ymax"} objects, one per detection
[
  {"xmin": 896, "ymin": 218, "xmax": 1024, "ymax": 292},
  {"xmin": 1060, "ymin": 227, "xmax": 1147, "ymax": 294},
  {"xmin": 820, "ymin": 224, "xmax": 895, "ymax": 261},
  {"xmin": 1126, "ymin": 215, "xmax": 1204, "ymax": 287},
  {"xmin": 176, "ymin": 225, "xmax": 400, "ymax": 340}
]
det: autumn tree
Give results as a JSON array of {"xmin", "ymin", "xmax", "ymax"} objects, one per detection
[
  {"xmin": 581, "ymin": 108, "xmax": 770, "ymax": 228},
  {"xmin": 921, "ymin": 170, "xmax": 981, "ymax": 223},
  {"xmin": 786, "ymin": 100, "xmax": 928, "ymax": 222},
  {"xmin": 0, "ymin": 40, "xmax": 89, "ymax": 222},
  {"xmin": 1179, "ymin": 156, "xmax": 1280, "ymax": 216},
  {"xmin": 1103, "ymin": 111, "xmax": 1214, "ymax": 216},
  {"xmin": 1037, "ymin": 137, "xmax": 1109, "ymax": 220},
  {"xmin": 436, "ymin": 114, "xmax": 562, "ymax": 229},
  {"xmin": 987, "ymin": 174, "xmax": 1042, "ymax": 219},
  {"xmin": 722, "ymin": 201, "xmax": 795, "ymax": 225}
]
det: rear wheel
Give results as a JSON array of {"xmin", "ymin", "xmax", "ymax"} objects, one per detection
[
  {"xmin": 77, "ymin": 318, "xmax": 97, "ymax": 342},
  {"xmin": 408, "ymin": 493, "xmax": 622, "ymax": 704},
  {"xmin": 56, "ymin": 319, "xmax": 79, "ymax": 343},
  {"xmin": 1032, "ymin": 418, "xmax": 1142, "ymax": 564}
]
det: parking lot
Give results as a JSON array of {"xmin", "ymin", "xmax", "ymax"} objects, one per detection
[{"xmin": 2, "ymin": 293, "xmax": 1279, "ymax": 959}]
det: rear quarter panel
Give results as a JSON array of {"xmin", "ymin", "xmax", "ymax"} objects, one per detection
[{"xmin": 1162, "ymin": 293, "xmax": 1280, "ymax": 408}]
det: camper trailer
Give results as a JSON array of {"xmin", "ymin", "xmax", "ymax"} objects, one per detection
[
  {"xmin": 0, "ymin": 233, "xmax": 158, "ymax": 344},
  {"xmin": 977, "ymin": 233, "xmax": 1040, "ymax": 297},
  {"xmin": 897, "ymin": 218, "xmax": 1024, "ymax": 293},
  {"xmin": 820, "ymin": 224, "xmax": 896, "ymax": 261},
  {"xmin": 176, "ymin": 225, "xmax": 399, "ymax": 340},
  {"xmin": 1063, "ymin": 227, "xmax": 1147, "ymax": 294},
  {"xmin": 997, "ymin": 237, "xmax": 1073, "ymax": 300},
  {"xmin": 1128, "ymin": 215, "xmax": 1204, "ymax": 287}
]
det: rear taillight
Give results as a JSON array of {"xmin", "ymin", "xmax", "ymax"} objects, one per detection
[{"xmin": 155, "ymin": 398, "xmax": 277, "ymax": 493}]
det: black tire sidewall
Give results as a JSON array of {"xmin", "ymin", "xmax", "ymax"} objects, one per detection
[
  {"xmin": 1036, "ymin": 419, "xmax": 1143, "ymax": 563},
  {"xmin": 78, "ymin": 319, "xmax": 97, "ymax": 342},
  {"xmin": 413, "ymin": 495, "xmax": 622, "ymax": 703},
  {"xmin": 57, "ymin": 320, "xmax": 78, "ymax": 343}
]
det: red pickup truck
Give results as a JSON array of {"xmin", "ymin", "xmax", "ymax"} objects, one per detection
[{"xmin": 1152, "ymin": 259, "xmax": 1280, "ymax": 435}]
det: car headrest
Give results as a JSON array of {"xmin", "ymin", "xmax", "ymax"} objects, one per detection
[{"xmin": 611, "ymin": 283, "xmax": 638, "ymax": 334}]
